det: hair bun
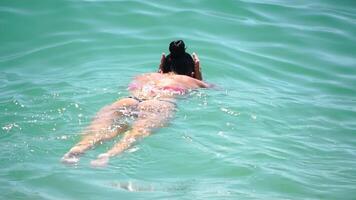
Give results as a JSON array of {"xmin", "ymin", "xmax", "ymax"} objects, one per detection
[{"xmin": 169, "ymin": 40, "xmax": 186, "ymax": 57}]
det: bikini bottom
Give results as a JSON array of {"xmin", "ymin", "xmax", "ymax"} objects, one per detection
[
  {"xmin": 111, "ymin": 96, "xmax": 177, "ymax": 127},
  {"xmin": 127, "ymin": 96, "xmax": 177, "ymax": 106}
]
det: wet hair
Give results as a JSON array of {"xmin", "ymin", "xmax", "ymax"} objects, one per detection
[{"xmin": 162, "ymin": 40, "xmax": 194, "ymax": 77}]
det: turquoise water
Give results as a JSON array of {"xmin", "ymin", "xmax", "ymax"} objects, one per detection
[{"xmin": 1, "ymin": 0, "xmax": 356, "ymax": 199}]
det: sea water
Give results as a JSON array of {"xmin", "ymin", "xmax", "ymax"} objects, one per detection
[{"xmin": 1, "ymin": 1, "xmax": 356, "ymax": 199}]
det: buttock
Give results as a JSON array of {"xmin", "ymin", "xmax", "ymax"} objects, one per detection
[
  {"xmin": 137, "ymin": 99, "xmax": 176, "ymax": 114},
  {"xmin": 112, "ymin": 98, "xmax": 176, "ymax": 126}
]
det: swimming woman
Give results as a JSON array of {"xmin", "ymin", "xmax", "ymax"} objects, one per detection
[{"xmin": 62, "ymin": 40, "xmax": 209, "ymax": 167}]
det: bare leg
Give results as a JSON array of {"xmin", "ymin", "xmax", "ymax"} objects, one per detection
[
  {"xmin": 91, "ymin": 99, "xmax": 175, "ymax": 167},
  {"xmin": 61, "ymin": 98, "xmax": 139, "ymax": 164}
]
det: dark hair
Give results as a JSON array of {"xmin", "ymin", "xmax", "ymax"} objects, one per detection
[{"xmin": 162, "ymin": 40, "xmax": 194, "ymax": 77}]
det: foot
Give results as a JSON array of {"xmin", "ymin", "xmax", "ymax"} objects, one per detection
[
  {"xmin": 61, "ymin": 152, "xmax": 80, "ymax": 165},
  {"xmin": 61, "ymin": 145, "xmax": 85, "ymax": 165},
  {"xmin": 91, "ymin": 153, "xmax": 110, "ymax": 167}
]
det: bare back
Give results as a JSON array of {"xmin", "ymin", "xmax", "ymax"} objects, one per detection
[{"xmin": 128, "ymin": 73, "xmax": 208, "ymax": 100}]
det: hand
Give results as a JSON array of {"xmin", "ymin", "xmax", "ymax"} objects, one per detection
[
  {"xmin": 192, "ymin": 52, "xmax": 202, "ymax": 80},
  {"xmin": 192, "ymin": 52, "xmax": 200, "ymax": 71},
  {"xmin": 158, "ymin": 53, "xmax": 166, "ymax": 73}
]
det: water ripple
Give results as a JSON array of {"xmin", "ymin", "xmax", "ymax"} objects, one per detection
[{"xmin": 1, "ymin": 0, "xmax": 356, "ymax": 199}]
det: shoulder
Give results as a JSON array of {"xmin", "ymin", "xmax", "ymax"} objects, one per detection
[
  {"xmin": 135, "ymin": 72, "xmax": 162, "ymax": 80},
  {"xmin": 138, "ymin": 72, "xmax": 161, "ymax": 76},
  {"xmin": 173, "ymin": 74, "xmax": 209, "ymax": 88}
]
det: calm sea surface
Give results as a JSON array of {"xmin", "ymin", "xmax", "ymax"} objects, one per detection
[{"xmin": 1, "ymin": 0, "xmax": 356, "ymax": 199}]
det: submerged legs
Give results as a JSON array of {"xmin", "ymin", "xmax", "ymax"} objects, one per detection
[
  {"xmin": 90, "ymin": 99, "xmax": 175, "ymax": 167},
  {"xmin": 61, "ymin": 98, "xmax": 139, "ymax": 164}
]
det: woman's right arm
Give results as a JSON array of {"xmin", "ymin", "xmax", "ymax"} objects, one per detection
[{"xmin": 158, "ymin": 53, "xmax": 165, "ymax": 73}]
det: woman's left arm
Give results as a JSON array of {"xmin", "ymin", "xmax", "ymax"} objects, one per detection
[{"xmin": 192, "ymin": 53, "xmax": 203, "ymax": 80}]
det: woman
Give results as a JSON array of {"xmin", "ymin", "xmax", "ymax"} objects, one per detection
[{"xmin": 62, "ymin": 40, "xmax": 209, "ymax": 167}]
